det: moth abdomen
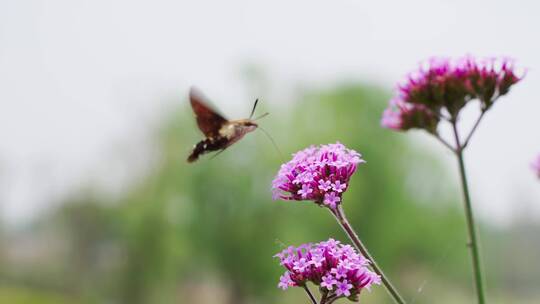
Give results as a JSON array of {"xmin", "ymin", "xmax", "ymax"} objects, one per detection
[{"xmin": 187, "ymin": 137, "xmax": 228, "ymax": 163}]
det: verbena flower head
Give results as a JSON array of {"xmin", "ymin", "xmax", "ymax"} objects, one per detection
[
  {"xmin": 381, "ymin": 98, "xmax": 439, "ymax": 133},
  {"xmin": 531, "ymin": 154, "xmax": 540, "ymax": 178},
  {"xmin": 382, "ymin": 56, "xmax": 523, "ymax": 132},
  {"xmin": 272, "ymin": 142, "xmax": 364, "ymax": 209},
  {"xmin": 275, "ymin": 239, "xmax": 380, "ymax": 301}
]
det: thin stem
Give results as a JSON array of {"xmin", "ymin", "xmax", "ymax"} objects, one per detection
[
  {"xmin": 451, "ymin": 122, "xmax": 487, "ymax": 304},
  {"xmin": 326, "ymin": 296, "xmax": 340, "ymax": 304},
  {"xmin": 302, "ymin": 284, "xmax": 318, "ymax": 304},
  {"xmin": 433, "ymin": 132, "xmax": 455, "ymax": 152},
  {"xmin": 462, "ymin": 94, "xmax": 500, "ymax": 149},
  {"xmin": 462, "ymin": 110, "xmax": 486, "ymax": 149},
  {"xmin": 320, "ymin": 290, "xmax": 329, "ymax": 304},
  {"xmin": 331, "ymin": 206, "xmax": 406, "ymax": 304}
]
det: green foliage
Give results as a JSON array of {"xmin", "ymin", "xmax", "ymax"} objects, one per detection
[{"xmin": 0, "ymin": 287, "xmax": 80, "ymax": 304}]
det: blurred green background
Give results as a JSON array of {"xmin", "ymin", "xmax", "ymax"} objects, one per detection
[{"xmin": 1, "ymin": 82, "xmax": 539, "ymax": 304}]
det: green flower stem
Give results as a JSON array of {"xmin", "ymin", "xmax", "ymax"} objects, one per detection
[
  {"xmin": 451, "ymin": 122, "xmax": 487, "ymax": 304},
  {"xmin": 331, "ymin": 206, "xmax": 406, "ymax": 304},
  {"xmin": 302, "ymin": 284, "xmax": 317, "ymax": 304}
]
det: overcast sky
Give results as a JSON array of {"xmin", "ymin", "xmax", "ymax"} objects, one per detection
[{"xmin": 1, "ymin": 0, "xmax": 539, "ymax": 226}]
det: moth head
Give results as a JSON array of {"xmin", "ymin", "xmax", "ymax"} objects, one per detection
[{"xmin": 240, "ymin": 120, "xmax": 258, "ymax": 132}]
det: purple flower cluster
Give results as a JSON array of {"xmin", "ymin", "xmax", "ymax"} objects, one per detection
[
  {"xmin": 275, "ymin": 239, "xmax": 380, "ymax": 300},
  {"xmin": 272, "ymin": 143, "xmax": 364, "ymax": 209},
  {"xmin": 381, "ymin": 98, "xmax": 439, "ymax": 133},
  {"xmin": 382, "ymin": 56, "xmax": 523, "ymax": 132},
  {"xmin": 531, "ymin": 154, "xmax": 540, "ymax": 178}
]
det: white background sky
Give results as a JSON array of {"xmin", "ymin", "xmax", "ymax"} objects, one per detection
[{"xmin": 1, "ymin": 0, "xmax": 539, "ymax": 226}]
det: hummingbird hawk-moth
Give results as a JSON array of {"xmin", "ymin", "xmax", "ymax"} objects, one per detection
[{"xmin": 187, "ymin": 87, "xmax": 267, "ymax": 163}]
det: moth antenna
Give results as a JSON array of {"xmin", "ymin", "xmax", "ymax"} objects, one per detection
[
  {"xmin": 253, "ymin": 112, "xmax": 269, "ymax": 121},
  {"xmin": 249, "ymin": 98, "xmax": 259, "ymax": 119},
  {"xmin": 257, "ymin": 126, "xmax": 285, "ymax": 161}
]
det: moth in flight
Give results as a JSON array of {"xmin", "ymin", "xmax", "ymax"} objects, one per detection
[{"xmin": 187, "ymin": 87, "xmax": 268, "ymax": 163}]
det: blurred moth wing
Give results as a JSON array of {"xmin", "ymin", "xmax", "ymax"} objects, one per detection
[{"xmin": 189, "ymin": 88, "xmax": 228, "ymax": 138}]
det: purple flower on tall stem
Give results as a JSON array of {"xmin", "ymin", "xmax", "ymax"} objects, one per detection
[
  {"xmin": 381, "ymin": 55, "xmax": 525, "ymax": 304},
  {"xmin": 274, "ymin": 239, "xmax": 380, "ymax": 303},
  {"xmin": 381, "ymin": 56, "xmax": 523, "ymax": 134},
  {"xmin": 531, "ymin": 154, "xmax": 540, "ymax": 178},
  {"xmin": 272, "ymin": 142, "xmax": 406, "ymax": 304}
]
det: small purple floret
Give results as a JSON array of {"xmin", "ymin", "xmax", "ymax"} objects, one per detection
[
  {"xmin": 321, "ymin": 274, "xmax": 337, "ymax": 290},
  {"xmin": 324, "ymin": 192, "xmax": 341, "ymax": 209},
  {"xmin": 278, "ymin": 272, "xmax": 294, "ymax": 290},
  {"xmin": 336, "ymin": 279, "xmax": 354, "ymax": 297}
]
